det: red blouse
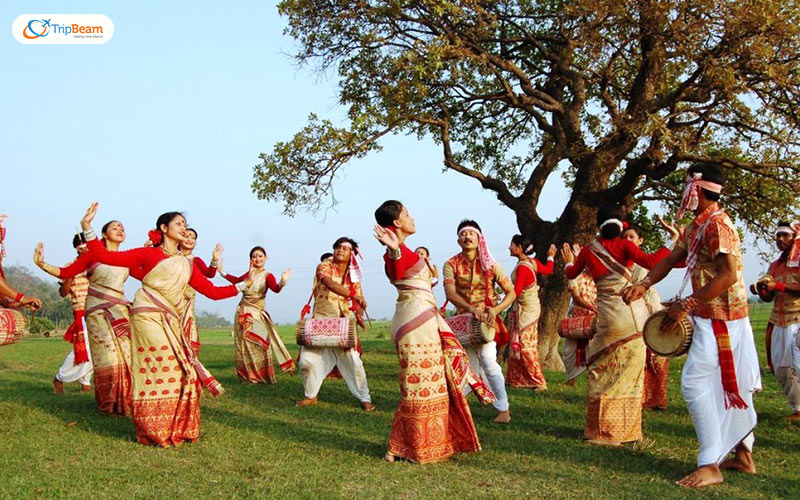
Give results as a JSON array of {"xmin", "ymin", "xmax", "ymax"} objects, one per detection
[
  {"xmin": 58, "ymin": 249, "xmax": 146, "ymax": 281},
  {"xmin": 513, "ymin": 258, "xmax": 554, "ymax": 296},
  {"xmin": 383, "ymin": 244, "xmax": 421, "ymax": 282},
  {"xmin": 565, "ymin": 238, "xmax": 670, "ymax": 281},
  {"xmin": 193, "ymin": 257, "xmax": 217, "ymax": 279},
  {"xmin": 224, "ymin": 270, "xmax": 283, "ymax": 293},
  {"xmin": 86, "ymin": 238, "xmax": 237, "ymax": 300}
]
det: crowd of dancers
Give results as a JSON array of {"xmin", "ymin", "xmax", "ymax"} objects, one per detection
[{"xmin": 1, "ymin": 161, "xmax": 798, "ymax": 488}]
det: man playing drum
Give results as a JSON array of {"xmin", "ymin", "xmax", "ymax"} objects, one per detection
[
  {"xmin": 623, "ymin": 162, "xmax": 760, "ymax": 488},
  {"xmin": 443, "ymin": 220, "xmax": 515, "ymax": 423},
  {"xmin": 296, "ymin": 237, "xmax": 374, "ymax": 411},
  {"xmin": 750, "ymin": 221, "xmax": 800, "ymax": 420}
]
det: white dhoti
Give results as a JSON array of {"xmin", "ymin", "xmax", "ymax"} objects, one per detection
[
  {"xmin": 563, "ymin": 338, "xmax": 587, "ymax": 382},
  {"xmin": 464, "ymin": 341, "xmax": 510, "ymax": 411},
  {"xmin": 298, "ymin": 346, "xmax": 371, "ymax": 403},
  {"xmin": 771, "ymin": 322, "xmax": 800, "ymax": 412},
  {"xmin": 682, "ymin": 316, "xmax": 761, "ymax": 466},
  {"xmin": 55, "ymin": 317, "xmax": 93, "ymax": 385}
]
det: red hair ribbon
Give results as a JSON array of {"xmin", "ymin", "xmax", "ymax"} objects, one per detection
[{"xmin": 622, "ymin": 221, "xmax": 629, "ymax": 230}]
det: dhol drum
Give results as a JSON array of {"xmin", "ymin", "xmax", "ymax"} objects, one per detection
[
  {"xmin": 642, "ymin": 309, "xmax": 694, "ymax": 357},
  {"xmin": 558, "ymin": 315, "xmax": 596, "ymax": 340},
  {"xmin": 445, "ymin": 313, "xmax": 494, "ymax": 347},
  {"xmin": 0, "ymin": 307, "xmax": 27, "ymax": 346},
  {"xmin": 296, "ymin": 317, "xmax": 357, "ymax": 349}
]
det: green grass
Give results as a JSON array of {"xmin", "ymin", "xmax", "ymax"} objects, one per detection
[{"xmin": 0, "ymin": 306, "xmax": 798, "ymax": 500}]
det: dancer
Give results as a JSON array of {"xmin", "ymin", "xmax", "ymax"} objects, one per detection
[
  {"xmin": 35, "ymin": 220, "xmax": 137, "ymax": 415},
  {"xmin": 296, "ymin": 238, "xmax": 373, "ymax": 410},
  {"xmin": 750, "ymin": 221, "xmax": 800, "ymax": 419},
  {"xmin": 562, "ymin": 203, "xmax": 671, "ymax": 446},
  {"xmin": 414, "ymin": 247, "xmax": 439, "ymax": 286},
  {"xmin": 443, "ymin": 220, "xmax": 514, "ymax": 423},
  {"xmin": 221, "ymin": 246, "xmax": 295, "ymax": 383},
  {"xmin": 563, "ymin": 255, "xmax": 596, "ymax": 385},
  {"xmin": 0, "ymin": 214, "xmax": 41, "ymax": 310},
  {"xmin": 52, "ymin": 234, "xmax": 93, "ymax": 394},
  {"xmin": 505, "ymin": 235, "xmax": 556, "ymax": 390},
  {"xmin": 621, "ymin": 220, "xmax": 680, "ymax": 410},
  {"xmin": 179, "ymin": 228, "xmax": 220, "ymax": 361},
  {"xmin": 374, "ymin": 200, "xmax": 491, "ymax": 463},
  {"xmin": 79, "ymin": 203, "xmax": 243, "ymax": 446},
  {"xmin": 623, "ymin": 163, "xmax": 760, "ymax": 487}
]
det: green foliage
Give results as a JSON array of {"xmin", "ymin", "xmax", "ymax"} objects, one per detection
[
  {"xmin": 195, "ymin": 310, "xmax": 232, "ymax": 329},
  {"xmin": 4, "ymin": 266, "xmax": 72, "ymax": 326},
  {"xmin": 28, "ymin": 316, "xmax": 55, "ymax": 334},
  {"xmin": 259, "ymin": 0, "xmax": 800, "ymax": 247}
]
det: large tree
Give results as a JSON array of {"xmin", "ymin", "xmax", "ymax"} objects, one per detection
[{"xmin": 254, "ymin": 0, "xmax": 800, "ymax": 369}]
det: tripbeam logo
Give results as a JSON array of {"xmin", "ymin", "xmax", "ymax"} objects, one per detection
[{"xmin": 13, "ymin": 14, "xmax": 114, "ymax": 44}]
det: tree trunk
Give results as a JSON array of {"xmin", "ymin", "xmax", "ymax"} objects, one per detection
[{"xmin": 516, "ymin": 198, "xmax": 597, "ymax": 372}]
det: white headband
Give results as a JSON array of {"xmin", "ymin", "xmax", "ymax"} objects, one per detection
[
  {"xmin": 458, "ymin": 226, "xmax": 482, "ymax": 236},
  {"xmin": 776, "ymin": 227, "xmax": 795, "ymax": 236},
  {"xmin": 600, "ymin": 219, "xmax": 624, "ymax": 230}
]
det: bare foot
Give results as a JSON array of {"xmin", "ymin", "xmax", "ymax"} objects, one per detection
[
  {"xmin": 676, "ymin": 465, "xmax": 724, "ymax": 488},
  {"xmin": 384, "ymin": 452, "xmax": 396, "ymax": 462},
  {"xmin": 586, "ymin": 438, "xmax": 621, "ymax": 447},
  {"xmin": 295, "ymin": 397, "xmax": 318, "ymax": 407},
  {"xmin": 720, "ymin": 447, "xmax": 756, "ymax": 474},
  {"xmin": 52, "ymin": 378, "xmax": 63, "ymax": 395},
  {"xmin": 533, "ymin": 386, "xmax": 548, "ymax": 393},
  {"xmin": 493, "ymin": 410, "xmax": 511, "ymax": 423},
  {"xmin": 81, "ymin": 384, "xmax": 92, "ymax": 393},
  {"xmin": 361, "ymin": 402, "xmax": 376, "ymax": 412},
  {"xmin": 565, "ymin": 379, "xmax": 576, "ymax": 387}
]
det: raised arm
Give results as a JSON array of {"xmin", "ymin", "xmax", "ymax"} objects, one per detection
[
  {"xmin": 563, "ymin": 244, "xmax": 589, "ymax": 280},
  {"xmin": 193, "ymin": 257, "xmax": 217, "ymax": 278},
  {"xmin": 265, "ymin": 273, "xmax": 286, "ymax": 293},
  {"xmin": 222, "ymin": 271, "xmax": 249, "ymax": 284},
  {"xmin": 533, "ymin": 244, "xmax": 557, "ymax": 275},
  {"xmin": 86, "ymin": 237, "xmax": 150, "ymax": 270},
  {"xmin": 34, "ymin": 243, "xmax": 91, "ymax": 279},
  {"xmin": 623, "ymin": 240, "xmax": 671, "ymax": 270},
  {"xmin": 189, "ymin": 267, "xmax": 239, "ymax": 300}
]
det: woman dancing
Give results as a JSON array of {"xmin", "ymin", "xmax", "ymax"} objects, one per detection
[
  {"xmin": 562, "ymin": 203, "xmax": 670, "ymax": 446},
  {"xmin": 178, "ymin": 228, "xmax": 221, "ymax": 360},
  {"xmin": 221, "ymin": 246, "xmax": 295, "ymax": 383},
  {"xmin": 79, "ymin": 202, "xmax": 245, "ymax": 446},
  {"xmin": 505, "ymin": 235, "xmax": 556, "ymax": 390},
  {"xmin": 374, "ymin": 200, "xmax": 492, "ymax": 463},
  {"xmin": 35, "ymin": 220, "xmax": 138, "ymax": 415}
]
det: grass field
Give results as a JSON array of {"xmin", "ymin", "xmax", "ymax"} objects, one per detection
[{"xmin": 0, "ymin": 303, "xmax": 798, "ymax": 500}]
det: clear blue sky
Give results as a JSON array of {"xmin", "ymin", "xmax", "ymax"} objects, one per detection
[{"xmin": 1, "ymin": 2, "xmax": 767, "ymax": 323}]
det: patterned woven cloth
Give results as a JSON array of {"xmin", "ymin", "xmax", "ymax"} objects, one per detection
[{"xmin": 296, "ymin": 317, "xmax": 356, "ymax": 348}]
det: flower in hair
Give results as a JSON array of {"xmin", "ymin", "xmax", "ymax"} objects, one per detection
[{"xmin": 147, "ymin": 229, "xmax": 163, "ymax": 246}]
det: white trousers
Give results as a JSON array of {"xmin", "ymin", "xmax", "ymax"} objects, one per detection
[
  {"xmin": 464, "ymin": 341, "xmax": 510, "ymax": 411},
  {"xmin": 771, "ymin": 323, "xmax": 800, "ymax": 412},
  {"xmin": 55, "ymin": 317, "xmax": 93, "ymax": 385},
  {"xmin": 682, "ymin": 317, "xmax": 761, "ymax": 466},
  {"xmin": 562, "ymin": 338, "xmax": 587, "ymax": 382},
  {"xmin": 55, "ymin": 351, "xmax": 93, "ymax": 385},
  {"xmin": 298, "ymin": 346, "xmax": 371, "ymax": 403}
]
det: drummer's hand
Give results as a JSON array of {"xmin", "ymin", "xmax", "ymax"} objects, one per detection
[
  {"xmin": 355, "ymin": 295, "xmax": 367, "ymax": 310},
  {"xmin": 764, "ymin": 281, "xmax": 777, "ymax": 292},
  {"xmin": 486, "ymin": 306, "xmax": 499, "ymax": 324},
  {"xmin": 471, "ymin": 306, "xmax": 488, "ymax": 323},
  {"xmin": 660, "ymin": 301, "xmax": 686, "ymax": 331},
  {"xmin": 621, "ymin": 284, "xmax": 645, "ymax": 304},
  {"xmin": 21, "ymin": 296, "xmax": 42, "ymax": 310}
]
